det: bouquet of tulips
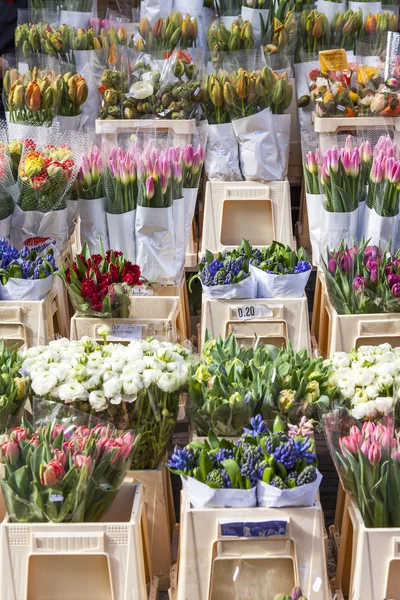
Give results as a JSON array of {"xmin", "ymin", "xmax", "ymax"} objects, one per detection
[
  {"xmin": 322, "ymin": 412, "xmax": 400, "ymax": 528},
  {"xmin": 58, "ymin": 241, "xmax": 145, "ymax": 317},
  {"xmin": 188, "ymin": 332, "xmax": 334, "ymax": 436},
  {"xmin": 0, "ymin": 340, "xmax": 28, "ymax": 433},
  {"xmin": 3, "ymin": 66, "xmax": 63, "ymax": 126},
  {"xmin": 207, "ymin": 17, "xmax": 254, "ymax": 61},
  {"xmin": 240, "ymin": 0, "xmax": 271, "ymax": 45},
  {"xmin": 22, "ymin": 336, "xmax": 192, "ymax": 470},
  {"xmin": 57, "ymin": 71, "xmax": 88, "ymax": 119},
  {"xmin": 0, "ymin": 135, "xmax": 17, "ymax": 239},
  {"xmin": 0, "ymin": 418, "xmax": 137, "ymax": 523},
  {"xmin": 264, "ymin": 12, "xmax": 297, "ymax": 58},
  {"xmin": 12, "ymin": 132, "xmax": 82, "ymax": 252},
  {"xmin": 326, "ymin": 344, "xmax": 399, "ymax": 420},
  {"xmin": 133, "ymin": 12, "xmax": 199, "ymax": 53},
  {"xmin": 330, "ymin": 9, "xmax": 363, "ymax": 50},
  {"xmin": 297, "ymin": 10, "xmax": 330, "ymax": 54},
  {"xmin": 169, "ymin": 416, "xmax": 320, "ymax": 508},
  {"xmin": 323, "ymin": 240, "xmax": 400, "ymax": 315},
  {"xmin": 77, "ymin": 142, "xmax": 108, "ymax": 253},
  {"xmin": 0, "ymin": 240, "xmax": 58, "ymax": 301}
]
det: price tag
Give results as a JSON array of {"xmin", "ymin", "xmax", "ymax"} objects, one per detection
[
  {"xmin": 108, "ymin": 324, "xmax": 143, "ymax": 341},
  {"xmin": 319, "ymin": 49, "xmax": 349, "ymax": 73},
  {"xmin": 219, "ymin": 519, "xmax": 288, "ymax": 538},
  {"xmin": 130, "ymin": 287, "xmax": 154, "ymax": 297},
  {"xmin": 236, "ymin": 305, "xmax": 273, "ymax": 321}
]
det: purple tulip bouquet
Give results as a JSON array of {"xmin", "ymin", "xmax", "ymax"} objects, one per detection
[
  {"xmin": 0, "ymin": 419, "xmax": 137, "ymax": 523},
  {"xmin": 323, "ymin": 240, "xmax": 400, "ymax": 314}
]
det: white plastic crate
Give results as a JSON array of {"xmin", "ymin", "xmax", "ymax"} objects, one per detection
[
  {"xmin": 313, "ymin": 115, "xmax": 400, "ymax": 153},
  {"xmin": 0, "ymin": 285, "xmax": 68, "ymax": 348},
  {"xmin": 125, "ymin": 463, "xmax": 175, "ymax": 591},
  {"xmin": 201, "ymin": 180, "xmax": 293, "ymax": 255},
  {"xmin": 311, "ymin": 272, "xmax": 400, "ymax": 357},
  {"xmin": 200, "ymin": 295, "xmax": 311, "ymax": 354},
  {"xmin": 95, "ymin": 118, "xmax": 196, "ymax": 147},
  {"xmin": 177, "ymin": 491, "xmax": 330, "ymax": 600},
  {"xmin": 70, "ymin": 296, "xmax": 182, "ymax": 343},
  {"xmin": 0, "ymin": 483, "xmax": 149, "ymax": 600}
]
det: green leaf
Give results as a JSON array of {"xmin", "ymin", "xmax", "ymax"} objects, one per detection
[
  {"xmin": 221, "ymin": 459, "xmax": 240, "ymax": 488},
  {"xmin": 207, "ymin": 430, "xmax": 220, "ymax": 450},
  {"xmin": 198, "ymin": 449, "xmax": 214, "ymax": 481}
]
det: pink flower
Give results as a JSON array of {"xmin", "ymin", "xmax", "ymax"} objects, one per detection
[
  {"xmin": 391, "ymin": 283, "xmax": 400, "ymax": 298},
  {"xmin": 340, "ymin": 435, "xmax": 359, "ymax": 456},
  {"xmin": 51, "ymin": 424, "xmax": 66, "ymax": 441},
  {"xmin": 146, "ymin": 176, "xmax": 155, "ymax": 200},
  {"xmin": 11, "ymin": 427, "xmax": 29, "ymax": 442},
  {"xmin": 340, "ymin": 254, "xmax": 352, "ymax": 274},
  {"xmin": 362, "ymin": 421, "xmax": 376, "ymax": 440},
  {"xmin": 1, "ymin": 440, "xmax": 20, "ymax": 461},
  {"xmin": 392, "ymin": 447, "xmax": 400, "ymax": 461},
  {"xmin": 73, "ymin": 453, "xmax": 93, "ymax": 475},
  {"xmin": 368, "ymin": 442, "xmax": 382, "ymax": 466},
  {"xmin": 184, "ymin": 145, "xmax": 194, "ymax": 168},
  {"xmin": 52, "ymin": 449, "xmax": 67, "ymax": 468},
  {"xmin": 380, "ymin": 431, "xmax": 395, "ymax": 453},
  {"xmin": 361, "ymin": 439, "xmax": 371, "ymax": 457},
  {"xmin": 373, "ymin": 425, "xmax": 387, "ymax": 441},
  {"xmin": 74, "ymin": 426, "xmax": 90, "ymax": 438},
  {"xmin": 353, "ymin": 276, "xmax": 368, "ymax": 294},
  {"xmin": 388, "ymin": 273, "xmax": 400, "ymax": 288},
  {"xmin": 93, "ymin": 425, "xmax": 108, "ymax": 438},
  {"xmin": 328, "ymin": 258, "xmax": 337, "ymax": 275},
  {"xmin": 40, "ymin": 459, "xmax": 66, "ymax": 486}
]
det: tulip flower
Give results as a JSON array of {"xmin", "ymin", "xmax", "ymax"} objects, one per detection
[
  {"xmin": 368, "ymin": 442, "xmax": 382, "ymax": 466},
  {"xmin": 40, "ymin": 458, "xmax": 66, "ymax": 486},
  {"xmin": 1, "ymin": 439, "xmax": 20, "ymax": 461}
]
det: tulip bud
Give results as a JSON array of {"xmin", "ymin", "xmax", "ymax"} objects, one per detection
[
  {"xmin": 76, "ymin": 77, "xmax": 88, "ymax": 106},
  {"xmin": 10, "ymin": 82, "xmax": 25, "ymax": 111},
  {"xmin": 236, "ymin": 71, "xmax": 248, "ymax": 99},
  {"xmin": 40, "ymin": 459, "xmax": 66, "ymax": 486},
  {"xmin": 1, "ymin": 439, "xmax": 20, "ymax": 462},
  {"xmin": 73, "ymin": 453, "xmax": 93, "ymax": 475},
  {"xmin": 25, "ymin": 81, "xmax": 41, "ymax": 111},
  {"xmin": 368, "ymin": 442, "xmax": 382, "ymax": 466},
  {"xmin": 290, "ymin": 587, "xmax": 303, "ymax": 600}
]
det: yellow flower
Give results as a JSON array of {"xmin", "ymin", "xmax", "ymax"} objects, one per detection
[
  {"xmin": 20, "ymin": 152, "xmax": 45, "ymax": 178},
  {"xmin": 356, "ymin": 65, "xmax": 379, "ymax": 86}
]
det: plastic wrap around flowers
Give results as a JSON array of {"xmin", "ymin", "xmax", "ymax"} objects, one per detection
[
  {"xmin": 168, "ymin": 415, "xmax": 320, "ymax": 509},
  {"xmin": 0, "ymin": 419, "xmax": 136, "ymax": 523},
  {"xmin": 192, "ymin": 240, "xmax": 311, "ymax": 299},
  {"xmin": 325, "ymin": 344, "xmax": 400, "ymax": 421},
  {"xmin": 0, "ymin": 340, "xmax": 28, "ymax": 434},
  {"xmin": 21, "ymin": 336, "xmax": 192, "ymax": 470}
]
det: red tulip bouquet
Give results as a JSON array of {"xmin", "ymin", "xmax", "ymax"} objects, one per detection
[
  {"xmin": 58, "ymin": 241, "xmax": 146, "ymax": 317},
  {"xmin": 0, "ymin": 418, "xmax": 137, "ymax": 523}
]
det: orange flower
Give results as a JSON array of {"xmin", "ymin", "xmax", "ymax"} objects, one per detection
[{"xmin": 25, "ymin": 82, "xmax": 41, "ymax": 111}]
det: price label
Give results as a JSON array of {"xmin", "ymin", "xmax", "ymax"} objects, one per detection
[
  {"xmin": 108, "ymin": 324, "xmax": 143, "ymax": 341},
  {"xmin": 236, "ymin": 305, "xmax": 273, "ymax": 321},
  {"xmin": 219, "ymin": 519, "xmax": 288, "ymax": 538},
  {"xmin": 131, "ymin": 287, "xmax": 154, "ymax": 297}
]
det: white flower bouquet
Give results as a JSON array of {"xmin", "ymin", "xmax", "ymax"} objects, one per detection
[
  {"xmin": 21, "ymin": 335, "xmax": 192, "ymax": 470},
  {"xmin": 325, "ymin": 343, "xmax": 400, "ymax": 421}
]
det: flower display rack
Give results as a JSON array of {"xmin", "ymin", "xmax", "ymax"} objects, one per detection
[
  {"xmin": 0, "ymin": 285, "xmax": 68, "ymax": 348},
  {"xmin": 200, "ymin": 295, "xmax": 311, "ymax": 354},
  {"xmin": 125, "ymin": 463, "xmax": 176, "ymax": 592},
  {"xmin": 0, "ymin": 483, "xmax": 150, "ymax": 600},
  {"xmin": 313, "ymin": 115, "xmax": 400, "ymax": 153},
  {"xmin": 176, "ymin": 491, "xmax": 330, "ymax": 600},
  {"xmin": 154, "ymin": 274, "xmax": 191, "ymax": 341},
  {"xmin": 200, "ymin": 180, "xmax": 294, "ymax": 256},
  {"xmin": 331, "ymin": 492, "xmax": 400, "ymax": 600},
  {"xmin": 70, "ymin": 296, "xmax": 182, "ymax": 344},
  {"xmin": 95, "ymin": 119, "xmax": 197, "ymax": 147},
  {"xmin": 311, "ymin": 271, "xmax": 400, "ymax": 357}
]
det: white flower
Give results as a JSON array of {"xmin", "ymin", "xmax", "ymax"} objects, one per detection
[
  {"xmin": 71, "ymin": 364, "xmax": 87, "ymax": 382},
  {"xmin": 125, "ymin": 345, "xmax": 144, "ymax": 362},
  {"xmin": 145, "ymin": 356, "xmax": 166, "ymax": 371},
  {"xmin": 316, "ymin": 76, "xmax": 329, "ymax": 87},
  {"xmin": 352, "ymin": 401, "xmax": 375, "ymax": 420},
  {"xmin": 338, "ymin": 374, "xmax": 354, "ymax": 389},
  {"xmin": 104, "ymin": 358, "xmax": 126, "ymax": 373},
  {"xmin": 360, "ymin": 355, "xmax": 376, "ymax": 367},
  {"xmin": 158, "ymin": 372, "xmax": 180, "ymax": 393},
  {"xmin": 142, "ymin": 369, "xmax": 162, "ymax": 387},
  {"xmin": 31, "ymin": 372, "xmax": 58, "ymax": 396},
  {"xmin": 374, "ymin": 362, "xmax": 398, "ymax": 377},
  {"xmin": 110, "ymin": 394, "xmax": 122, "ymax": 405},
  {"xmin": 350, "ymin": 360, "xmax": 362, "ymax": 370},
  {"xmin": 47, "ymin": 363, "xmax": 68, "ymax": 383},
  {"xmin": 129, "ymin": 81, "xmax": 154, "ymax": 99},
  {"xmin": 331, "ymin": 352, "xmax": 350, "ymax": 369},
  {"xmin": 375, "ymin": 351, "xmax": 396, "ymax": 364},
  {"xmin": 123, "ymin": 361, "xmax": 147, "ymax": 375},
  {"xmin": 342, "ymin": 384, "xmax": 355, "ymax": 399},
  {"xmin": 103, "ymin": 377, "xmax": 122, "ymax": 398},
  {"xmin": 157, "ymin": 347, "xmax": 173, "ymax": 362},
  {"xmin": 175, "ymin": 362, "xmax": 189, "ymax": 387},
  {"xmin": 351, "ymin": 388, "xmax": 369, "ymax": 406},
  {"xmin": 49, "ymin": 338, "xmax": 71, "ymax": 348},
  {"xmin": 23, "ymin": 345, "xmax": 45, "ymax": 358},
  {"xmin": 89, "ymin": 390, "xmax": 108, "ymax": 412},
  {"xmin": 374, "ymin": 396, "xmax": 394, "ymax": 415},
  {"xmin": 82, "ymin": 373, "xmax": 102, "ymax": 391},
  {"xmin": 97, "ymin": 325, "xmax": 110, "ymax": 337},
  {"xmin": 122, "ymin": 373, "xmax": 144, "ymax": 395},
  {"xmin": 352, "ymin": 367, "xmax": 375, "ymax": 387},
  {"xmin": 365, "ymin": 384, "xmax": 379, "ymax": 399},
  {"xmin": 377, "ymin": 373, "xmax": 394, "ymax": 391},
  {"xmin": 58, "ymin": 382, "xmax": 88, "ymax": 403},
  {"xmin": 378, "ymin": 343, "xmax": 393, "ymax": 353}
]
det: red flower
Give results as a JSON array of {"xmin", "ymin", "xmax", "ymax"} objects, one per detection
[
  {"xmin": 109, "ymin": 263, "xmax": 120, "ymax": 283},
  {"xmin": 121, "ymin": 262, "xmax": 141, "ymax": 286},
  {"xmin": 81, "ymin": 277, "xmax": 98, "ymax": 300},
  {"xmin": 90, "ymin": 254, "xmax": 103, "ymax": 266},
  {"xmin": 106, "ymin": 250, "xmax": 123, "ymax": 262}
]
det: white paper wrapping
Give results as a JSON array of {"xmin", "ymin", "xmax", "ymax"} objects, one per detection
[
  {"xmin": 10, "ymin": 205, "xmax": 68, "ymax": 255},
  {"xmin": 256, "ymin": 470, "xmax": 322, "ymax": 508},
  {"xmin": 17, "ymin": 62, "xmax": 29, "ymax": 75},
  {"xmin": 67, "ymin": 199, "xmax": 79, "ymax": 238},
  {"xmin": 232, "ymin": 108, "xmax": 283, "ymax": 182},
  {"xmin": 79, "ymin": 197, "xmax": 109, "ymax": 254},
  {"xmin": 250, "ymin": 265, "xmax": 311, "ymax": 298},
  {"xmin": 0, "ymin": 275, "xmax": 54, "ymax": 301},
  {"xmin": 0, "ymin": 216, "xmax": 12, "ymax": 241},
  {"xmin": 60, "ymin": 10, "xmax": 93, "ymax": 28},
  {"xmin": 55, "ymin": 114, "xmax": 83, "ymax": 133},
  {"xmin": 241, "ymin": 6, "xmax": 269, "ymax": 45},
  {"xmin": 141, "ymin": 0, "xmax": 173, "ymax": 23},
  {"xmin": 220, "ymin": 16, "xmax": 237, "ymax": 28},
  {"xmin": 320, "ymin": 207, "xmax": 359, "ymax": 253},
  {"xmin": 349, "ymin": 1, "xmax": 382, "ymax": 19},
  {"xmin": 136, "ymin": 205, "xmax": 177, "ymax": 283},
  {"xmin": 73, "ymin": 50, "xmax": 94, "ymax": 71},
  {"xmin": 181, "ymin": 476, "xmax": 257, "ymax": 509},
  {"xmin": 362, "ymin": 206, "xmax": 398, "ymax": 248},
  {"xmin": 7, "ymin": 121, "xmax": 52, "ymax": 141},
  {"xmin": 79, "ymin": 61, "xmax": 101, "ymax": 131},
  {"xmin": 173, "ymin": 197, "xmax": 185, "ymax": 275},
  {"xmin": 358, "ymin": 200, "xmax": 366, "ymax": 240},
  {"xmin": 317, "ymin": 0, "xmax": 346, "ymax": 22},
  {"xmin": 7, "ymin": 183, "xmax": 19, "ymax": 203},
  {"xmin": 174, "ymin": 0, "xmax": 203, "ymax": 15},
  {"xmin": 306, "ymin": 193, "xmax": 323, "ymax": 267},
  {"xmin": 107, "ymin": 210, "xmax": 136, "ymax": 262},
  {"xmin": 205, "ymin": 123, "xmax": 242, "ymax": 181},
  {"xmin": 273, "ymin": 114, "xmax": 291, "ymax": 180},
  {"xmin": 183, "ymin": 188, "xmax": 198, "ymax": 253},
  {"xmin": 202, "ymin": 269, "xmax": 257, "ymax": 300}
]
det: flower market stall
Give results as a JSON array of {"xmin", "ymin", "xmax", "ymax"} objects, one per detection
[{"xmin": 0, "ymin": 0, "xmax": 400, "ymax": 599}]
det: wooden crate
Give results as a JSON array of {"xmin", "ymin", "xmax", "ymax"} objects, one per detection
[
  {"xmin": 311, "ymin": 271, "xmax": 400, "ymax": 357},
  {"xmin": 154, "ymin": 274, "xmax": 190, "ymax": 341},
  {"xmin": 0, "ymin": 285, "xmax": 68, "ymax": 348},
  {"xmin": 125, "ymin": 464, "xmax": 176, "ymax": 592},
  {"xmin": 70, "ymin": 296, "xmax": 181, "ymax": 343}
]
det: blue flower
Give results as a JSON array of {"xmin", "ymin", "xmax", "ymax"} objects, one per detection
[
  {"xmin": 243, "ymin": 414, "xmax": 268, "ymax": 437},
  {"xmin": 209, "ymin": 259, "xmax": 223, "ymax": 276},
  {"xmin": 20, "ymin": 246, "xmax": 30, "ymax": 259},
  {"xmin": 21, "ymin": 261, "xmax": 32, "ymax": 280},
  {"xmin": 294, "ymin": 260, "xmax": 312, "ymax": 274},
  {"xmin": 215, "ymin": 448, "xmax": 235, "ymax": 463},
  {"xmin": 294, "ymin": 438, "xmax": 316, "ymax": 464},
  {"xmin": 168, "ymin": 446, "xmax": 196, "ymax": 473}
]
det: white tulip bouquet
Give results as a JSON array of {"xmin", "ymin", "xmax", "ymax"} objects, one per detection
[
  {"xmin": 325, "ymin": 343, "xmax": 400, "ymax": 421},
  {"xmin": 21, "ymin": 335, "xmax": 192, "ymax": 470}
]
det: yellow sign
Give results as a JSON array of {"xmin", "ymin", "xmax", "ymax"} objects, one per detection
[{"xmin": 319, "ymin": 49, "xmax": 349, "ymax": 73}]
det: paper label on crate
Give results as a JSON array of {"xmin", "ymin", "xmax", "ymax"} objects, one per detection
[
  {"xmin": 130, "ymin": 287, "xmax": 154, "ymax": 296},
  {"xmin": 219, "ymin": 519, "xmax": 288, "ymax": 538},
  {"xmin": 236, "ymin": 305, "xmax": 273, "ymax": 321},
  {"xmin": 312, "ymin": 577, "xmax": 322, "ymax": 592},
  {"xmin": 108, "ymin": 324, "xmax": 143, "ymax": 341},
  {"xmin": 49, "ymin": 494, "xmax": 64, "ymax": 502},
  {"xmin": 319, "ymin": 49, "xmax": 349, "ymax": 73}
]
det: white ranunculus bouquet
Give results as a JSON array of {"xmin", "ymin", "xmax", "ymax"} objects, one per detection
[
  {"xmin": 21, "ymin": 335, "xmax": 192, "ymax": 470},
  {"xmin": 324, "ymin": 343, "xmax": 400, "ymax": 421}
]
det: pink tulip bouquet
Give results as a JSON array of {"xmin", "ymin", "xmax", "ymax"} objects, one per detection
[{"xmin": 0, "ymin": 419, "xmax": 137, "ymax": 523}]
